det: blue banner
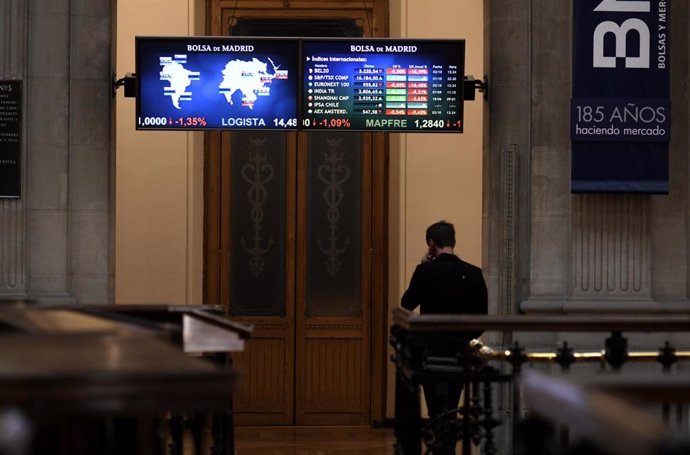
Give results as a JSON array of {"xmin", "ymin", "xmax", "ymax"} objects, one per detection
[{"xmin": 572, "ymin": 0, "xmax": 670, "ymax": 193}]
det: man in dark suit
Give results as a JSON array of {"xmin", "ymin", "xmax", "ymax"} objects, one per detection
[{"xmin": 401, "ymin": 220, "xmax": 488, "ymax": 454}]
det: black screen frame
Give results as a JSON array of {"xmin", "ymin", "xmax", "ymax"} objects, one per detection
[
  {"xmin": 135, "ymin": 35, "xmax": 302, "ymax": 131},
  {"xmin": 134, "ymin": 36, "xmax": 467, "ymax": 133},
  {"xmin": 299, "ymin": 37, "xmax": 466, "ymax": 133}
]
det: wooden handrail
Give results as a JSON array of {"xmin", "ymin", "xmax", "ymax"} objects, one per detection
[
  {"xmin": 554, "ymin": 373, "xmax": 690, "ymax": 403},
  {"xmin": 520, "ymin": 370, "xmax": 666, "ymax": 455},
  {"xmin": 393, "ymin": 307, "xmax": 690, "ymax": 332},
  {"xmin": 188, "ymin": 308, "xmax": 253, "ymax": 338},
  {"xmin": 28, "ymin": 303, "xmax": 253, "ymax": 338}
]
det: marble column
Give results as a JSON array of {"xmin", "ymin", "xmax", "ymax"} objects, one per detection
[
  {"xmin": 0, "ymin": 0, "xmax": 28, "ymax": 297},
  {"xmin": 0, "ymin": 0, "xmax": 112, "ymax": 303},
  {"xmin": 487, "ymin": 0, "xmax": 690, "ymax": 316}
]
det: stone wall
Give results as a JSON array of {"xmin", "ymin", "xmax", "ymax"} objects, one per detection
[
  {"xmin": 486, "ymin": 0, "xmax": 690, "ymax": 322},
  {"xmin": 0, "ymin": 0, "xmax": 112, "ymax": 303}
]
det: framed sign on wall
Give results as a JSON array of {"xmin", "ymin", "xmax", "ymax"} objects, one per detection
[{"xmin": 0, "ymin": 80, "xmax": 21, "ymax": 198}]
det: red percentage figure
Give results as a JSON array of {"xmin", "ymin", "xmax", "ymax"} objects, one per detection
[
  {"xmin": 186, "ymin": 117, "xmax": 207, "ymax": 127},
  {"xmin": 328, "ymin": 118, "xmax": 351, "ymax": 128}
]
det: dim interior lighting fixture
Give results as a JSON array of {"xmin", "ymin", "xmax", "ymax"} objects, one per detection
[
  {"xmin": 113, "ymin": 73, "xmax": 136, "ymax": 98},
  {"xmin": 463, "ymin": 75, "xmax": 488, "ymax": 101}
]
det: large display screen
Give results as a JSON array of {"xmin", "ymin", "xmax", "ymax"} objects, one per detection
[
  {"xmin": 301, "ymin": 39, "xmax": 465, "ymax": 132},
  {"xmin": 136, "ymin": 37, "xmax": 299, "ymax": 130}
]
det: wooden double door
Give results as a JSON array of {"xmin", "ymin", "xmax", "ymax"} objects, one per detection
[
  {"xmin": 206, "ymin": 131, "xmax": 385, "ymax": 425},
  {"xmin": 204, "ymin": 0, "xmax": 389, "ymax": 426}
]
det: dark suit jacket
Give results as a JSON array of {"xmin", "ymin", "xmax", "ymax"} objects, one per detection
[{"xmin": 401, "ymin": 253, "xmax": 488, "ymax": 354}]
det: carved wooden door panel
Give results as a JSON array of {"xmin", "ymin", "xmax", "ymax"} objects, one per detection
[
  {"xmin": 205, "ymin": 0, "xmax": 388, "ymax": 426},
  {"xmin": 210, "ymin": 131, "xmax": 373, "ymax": 426},
  {"xmin": 295, "ymin": 132, "xmax": 372, "ymax": 425},
  {"xmin": 217, "ymin": 131, "xmax": 297, "ymax": 425}
]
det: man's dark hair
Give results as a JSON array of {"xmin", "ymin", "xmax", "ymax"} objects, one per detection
[{"xmin": 426, "ymin": 221, "xmax": 456, "ymax": 248}]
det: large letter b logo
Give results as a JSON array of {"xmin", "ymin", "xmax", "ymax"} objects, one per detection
[{"xmin": 593, "ymin": 19, "xmax": 650, "ymax": 68}]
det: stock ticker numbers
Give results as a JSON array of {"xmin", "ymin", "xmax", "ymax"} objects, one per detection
[
  {"xmin": 135, "ymin": 37, "xmax": 466, "ymax": 132},
  {"xmin": 301, "ymin": 39, "xmax": 465, "ymax": 132},
  {"xmin": 136, "ymin": 37, "xmax": 299, "ymax": 131},
  {"xmin": 137, "ymin": 116, "xmax": 208, "ymax": 128}
]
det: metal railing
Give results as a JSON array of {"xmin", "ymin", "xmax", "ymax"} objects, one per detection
[{"xmin": 390, "ymin": 308, "xmax": 690, "ymax": 455}]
